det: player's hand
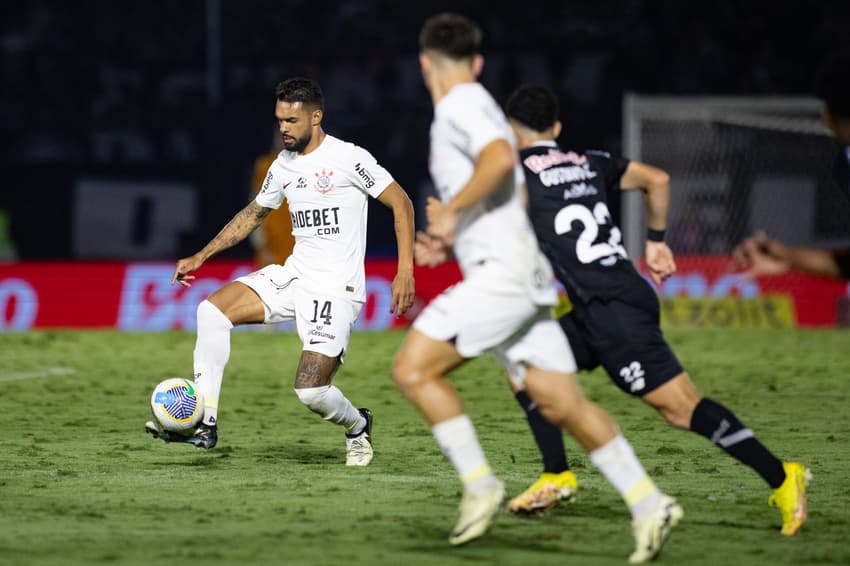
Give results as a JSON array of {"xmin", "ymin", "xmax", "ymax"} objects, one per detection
[
  {"xmin": 171, "ymin": 255, "xmax": 203, "ymax": 287},
  {"xmin": 645, "ymin": 241, "xmax": 676, "ymax": 285},
  {"xmin": 390, "ymin": 269, "xmax": 415, "ymax": 317},
  {"xmin": 425, "ymin": 197, "xmax": 456, "ymax": 247},
  {"xmin": 414, "ymin": 231, "xmax": 450, "ymax": 267},
  {"xmin": 730, "ymin": 231, "xmax": 791, "ymax": 279}
]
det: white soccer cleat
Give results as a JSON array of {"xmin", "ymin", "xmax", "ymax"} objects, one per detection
[
  {"xmin": 628, "ymin": 495, "xmax": 683, "ymax": 563},
  {"xmin": 448, "ymin": 480, "xmax": 506, "ymax": 546},
  {"xmin": 345, "ymin": 408, "xmax": 373, "ymax": 466}
]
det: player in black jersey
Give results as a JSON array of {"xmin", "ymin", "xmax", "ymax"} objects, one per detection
[{"xmin": 503, "ymin": 84, "xmax": 810, "ymax": 537}]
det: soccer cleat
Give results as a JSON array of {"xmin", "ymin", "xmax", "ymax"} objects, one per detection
[
  {"xmin": 345, "ymin": 408, "xmax": 373, "ymax": 466},
  {"xmin": 145, "ymin": 420, "xmax": 218, "ymax": 450},
  {"xmin": 507, "ymin": 470, "xmax": 578, "ymax": 513},
  {"xmin": 628, "ymin": 494, "xmax": 683, "ymax": 564},
  {"xmin": 768, "ymin": 461, "xmax": 812, "ymax": 536},
  {"xmin": 449, "ymin": 480, "xmax": 506, "ymax": 546}
]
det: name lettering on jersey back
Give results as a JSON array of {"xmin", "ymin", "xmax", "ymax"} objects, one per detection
[
  {"xmin": 353, "ymin": 162, "xmax": 375, "ymax": 189},
  {"xmin": 539, "ymin": 166, "xmax": 598, "ymax": 188},
  {"xmin": 524, "ymin": 149, "xmax": 588, "ymax": 174},
  {"xmin": 291, "ymin": 207, "xmax": 341, "ymax": 235}
]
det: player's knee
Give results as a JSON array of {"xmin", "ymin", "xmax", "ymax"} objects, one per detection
[
  {"xmin": 391, "ymin": 351, "xmax": 415, "ymax": 391},
  {"xmin": 537, "ymin": 404, "xmax": 567, "ymax": 428},
  {"xmin": 294, "ymin": 385, "xmax": 332, "ymax": 415},
  {"xmin": 656, "ymin": 400, "xmax": 697, "ymax": 429},
  {"xmin": 536, "ymin": 395, "xmax": 584, "ymax": 430},
  {"xmin": 392, "ymin": 350, "xmax": 429, "ymax": 396},
  {"xmin": 197, "ymin": 300, "xmax": 233, "ymax": 330}
]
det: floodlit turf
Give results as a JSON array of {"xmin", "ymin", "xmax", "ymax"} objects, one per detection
[{"xmin": 1, "ymin": 328, "xmax": 849, "ymax": 565}]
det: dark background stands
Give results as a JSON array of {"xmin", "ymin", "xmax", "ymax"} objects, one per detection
[{"xmin": 2, "ymin": 0, "xmax": 848, "ymax": 260}]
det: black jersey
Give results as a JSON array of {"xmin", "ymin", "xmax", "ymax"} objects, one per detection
[{"xmin": 521, "ymin": 142, "xmax": 637, "ymax": 302}]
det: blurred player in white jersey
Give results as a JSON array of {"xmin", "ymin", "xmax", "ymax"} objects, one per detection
[
  {"xmin": 146, "ymin": 77, "xmax": 415, "ymax": 466},
  {"xmin": 392, "ymin": 13, "xmax": 681, "ymax": 562}
]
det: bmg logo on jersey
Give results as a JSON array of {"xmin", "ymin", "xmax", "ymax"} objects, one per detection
[
  {"xmin": 354, "ymin": 162, "xmax": 375, "ymax": 189},
  {"xmin": 261, "ymin": 171, "xmax": 273, "ymax": 194}
]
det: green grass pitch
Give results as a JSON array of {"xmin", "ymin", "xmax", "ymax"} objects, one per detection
[{"xmin": 1, "ymin": 328, "xmax": 849, "ymax": 565}]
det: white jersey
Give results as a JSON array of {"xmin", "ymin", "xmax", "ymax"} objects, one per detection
[
  {"xmin": 255, "ymin": 134, "xmax": 393, "ymax": 302},
  {"xmin": 428, "ymin": 83, "xmax": 556, "ymax": 303}
]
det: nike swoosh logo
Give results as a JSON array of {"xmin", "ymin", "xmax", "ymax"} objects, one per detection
[
  {"xmin": 283, "ymin": 181, "xmax": 292, "ymax": 189},
  {"xmin": 309, "ymin": 339, "xmax": 326, "ymax": 345},
  {"xmin": 183, "ymin": 379, "xmax": 195, "ymax": 396}
]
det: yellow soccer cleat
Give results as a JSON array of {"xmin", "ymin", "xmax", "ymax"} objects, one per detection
[
  {"xmin": 507, "ymin": 470, "xmax": 578, "ymax": 513},
  {"xmin": 768, "ymin": 462, "xmax": 812, "ymax": 536}
]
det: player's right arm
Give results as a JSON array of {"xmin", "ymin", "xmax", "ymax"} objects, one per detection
[
  {"xmin": 619, "ymin": 161, "xmax": 676, "ymax": 284},
  {"xmin": 172, "ymin": 201, "xmax": 271, "ymax": 287},
  {"xmin": 426, "ymin": 139, "xmax": 515, "ymax": 243}
]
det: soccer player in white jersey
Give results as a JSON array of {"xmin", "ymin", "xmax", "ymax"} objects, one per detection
[
  {"xmin": 146, "ymin": 77, "xmax": 415, "ymax": 466},
  {"xmin": 392, "ymin": 14, "xmax": 681, "ymax": 562}
]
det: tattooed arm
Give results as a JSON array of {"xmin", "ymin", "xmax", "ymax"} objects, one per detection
[{"xmin": 172, "ymin": 201, "xmax": 271, "ymax": 287}]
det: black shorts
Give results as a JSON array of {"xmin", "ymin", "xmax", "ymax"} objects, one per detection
[{"xmin": 559, "ymin": 282, "xmax": 683, "ymax": 396}]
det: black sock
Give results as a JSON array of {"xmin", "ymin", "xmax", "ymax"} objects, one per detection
[
  {"xmin": 690, "ymin": 397, "xmax": 785, "ymax": 488},
  {"xmin": 515, "ymin": 390, "xmax": 569, "ymax": 473}
]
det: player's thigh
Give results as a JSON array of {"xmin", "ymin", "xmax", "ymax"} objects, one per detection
[
  {"xmin": 584, "ymin": 299, "xmax": 683, "ymax": 396},
  {"xmin": 494, "ymin": 316, "xmax": 577, "ymax": 389},
  {"xmin": 206, "ymin": 281, "xmax": 266, "ymax": 325},
  {"xmin": 523, "ymin": 365, "xmax": 586, "ymax": 417},
  {"xmin": 393, "ymin": 329, "xmax": 466, "ymax": 387},
  {"xmin": 292, "ymin": 282, "xmax": 362, "ymax": 360},
  {"xmin": 234, "ymin": 264, "xmax": 297, "ymax": 324}
]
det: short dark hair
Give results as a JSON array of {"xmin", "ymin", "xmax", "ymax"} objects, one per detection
[
  {"xmin": 505, "ymin": 85, "xmax": 560, "ymax": 133},
  {"xmin": 274, "ymin": 77, "xmax": 324, "ymax": 111},
  {"xmin": 815, "ymin": 52, "xmax": 850, "ymax": 119},
  {"xmin": 419, "ymin": 13, "xmax": 482, "ymax": 59}
]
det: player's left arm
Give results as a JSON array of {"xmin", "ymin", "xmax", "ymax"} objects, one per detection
[
  {"xmin": 620, "ymin": 161, "xmax": 676, "ymax": 284},
  {"xmin": 426, "ymin": 138, "xmax": 516, "ymax": 244},
  {"xmin": 377, "ymin": 182, "xmax": 415, "ymax": 316}
]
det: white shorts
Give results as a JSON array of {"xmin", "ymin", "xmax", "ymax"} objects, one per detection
[
  {"xmin": 236, "ymin": 264, "xmax": 363, "ymax": 359},
  {"xmin": 413, "ymin": 262, "xmax": 576, "ymax": 385}
]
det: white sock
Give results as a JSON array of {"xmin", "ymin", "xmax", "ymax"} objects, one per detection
[
  {"xmin": 589, "ymin": 434, "xmax": 661, "ymax": 520},
  {"xmin": 432, "ymin": 414, "xmax": 498, "ymax": 493},
  {"xmin": 193, "ymin": 300, "xmax": 232, "ymax": 426},
  {"xmin": 294, "ymin": 385, "xmax": 364, "ymax": 433}
]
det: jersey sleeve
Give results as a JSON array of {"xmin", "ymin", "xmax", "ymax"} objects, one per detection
[
  {"xmin": 587, "ymin": 150, "xmax": 630, "ymax": 191},
  {"xmin": 347, "ymin": 144, "xmax": 395, "ymax": 198},
  {"xmin": 254, "ymin": 158, "xmax": 285, "ymax": 209}
]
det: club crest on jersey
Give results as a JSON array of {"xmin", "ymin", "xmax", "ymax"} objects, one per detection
[{"xmin": 314, "ymin": 169, "xmax": 334, "ymax": 194}]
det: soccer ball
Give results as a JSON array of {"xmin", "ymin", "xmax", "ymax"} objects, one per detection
[{"xmin": 150, "ymin": 377, "xmax": 204, "ymax": 432}]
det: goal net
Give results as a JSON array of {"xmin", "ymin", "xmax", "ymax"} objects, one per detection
[
  {"xmin": 622, "ymin": 95, "xmax": 850, "ymax": 327},
  {"xmin": 622, "ymin": 95, "xmax": 848, "ymax": 256}
]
